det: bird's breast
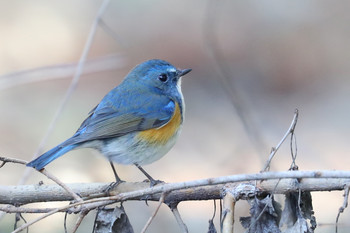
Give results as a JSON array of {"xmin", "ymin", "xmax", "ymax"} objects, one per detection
[{"xmin": 138, "ymin": 101, "xmax": 182, "ymax": 145}]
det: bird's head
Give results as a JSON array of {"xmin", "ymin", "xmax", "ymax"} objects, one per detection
[{"xmin": 125, "ymin": 59, "xmax": 191, "ymax": 99}]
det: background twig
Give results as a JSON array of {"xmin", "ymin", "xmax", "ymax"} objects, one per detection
[
  {"xmin": 0, "ymin": 54, "xmax": 125, "ymax": 91},
  {"xmin": 18, "ymin": 0, "xmax": 112, "ymax": 187}
]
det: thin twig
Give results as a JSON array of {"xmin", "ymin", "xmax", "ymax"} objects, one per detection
[
  {"xmin": 297, "ymin": 188, "xmax": 302, "ymax": 213},
  {"xmin": 336, "ymin": 185, "xmax": 350, "ymax": 233},
  {"xmin": 0, "ymin": 156, "xmax": 27, "ymax": 166},
  {"xmin": 39, "ymin": 168, "xmax": 83, "ymax": 203},
  {"xmin": 72, "ymin": 209, "xmax": 90, "ymax": 233},
  {"xmin": 98, "ymin": 20, "xmax": 127, "ymax": 47},
  {"xmin": 289, "ymin": 112, "xmax": 298, "ymax": 170},
  {"xmin": 14, "ymin": 213, "xmax": 27, "ymax": 233},
  {"xmin": 0, "ymin": 206, "xmax": 56, "ymax": 214},
  {"xmin": 171, "ymin": 204, "xmax": 188, "ymax": 233},
  {"xmin": 12, "ymin": 207, "xmax": 67, "ymax": 233},
  {"xmin": 262, "ymin": 109, "xmax": 299, "ymax": 172},
  {"xmin": 211, "ymin": 199, "xmax": 217, "ymax": 222},
  {"xmin": 140, "ymin": 193, "xmax": 166, "ymax": 233},
  {"xmin": 204, "ymin": 0, "xmax": 267, "ymax": 165},
  {"xmin": 0, "ymin": 156, "xmax": 82, "ymax": 203},
  {"xmin": 64, "ymin": 212, "xmax": 68, "ymax": 233},
  {"xmin": 11, "ymin": 199, "xmax": 114, "ymax": 233}
]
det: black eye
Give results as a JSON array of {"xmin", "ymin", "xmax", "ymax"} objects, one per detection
[{"xmin": 158, "ymin": 74, "xmax": 168, "ymax": 82}]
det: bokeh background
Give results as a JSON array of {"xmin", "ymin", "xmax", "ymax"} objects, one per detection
[{"xmin": 1, "ymin": 0, "xmax": 350, "ymax": 232}]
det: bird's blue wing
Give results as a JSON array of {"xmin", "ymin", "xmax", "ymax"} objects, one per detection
[{"xmin": 63, "ymin": 87, "xmax": 176, "ymax": 145}]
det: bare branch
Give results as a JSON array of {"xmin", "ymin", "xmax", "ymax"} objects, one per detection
[
  {"xmin": 39, "ymin": 168, "xmax": 83, "ymax": 203},
  {"xmin": 72, "ymin": 209, "xmax": 90, "ymax": 233},
  {"xmin": 0, "ymin": 156, "xmax": 27, "ymax": 167},
  {"xmin": 0, "ymin": 156, "xmax": 82, "ymax": 203},
  {"xmin": 0, "ymin": 206, "xmax": 55, "ymax": 214},
  {"xmin": 262, "ymin": 109, "xmax": 299, "ymax": 171},
  {"xmin": 141, "ymin": 192, "xmax": 166, "ymax": 233},
  {"xmin": 221, "ymin": 190, "xmax": 235, "ymax": 233},
  {"xmin": 171, "ymin": 205, "xmax": 188, "ymax": 233},
  {"xmin": 1, "ymin": 173, "xmax": 350, "ymax": 207},
  {"xmin": 106, "ymin": 170, "xmax": 350, "ymax": 203},
  {"xmin": 336, "ymin": 185, "xmax": 350, "ymax": 233},
  {"xmin": 4, "ymin": 170, "xmax": 350, "ymax": 232},
  {"xmin": 10, "ymin": 199, "xmax": 114, "ymax": 233},
  {"xmin": 12, "ymin": 207, "xmax": 62, "ymax": 233}
]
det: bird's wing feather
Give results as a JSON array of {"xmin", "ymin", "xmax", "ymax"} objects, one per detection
[{"xmin": 62, "ymin": 89, "xmax": 175, "ymax": 146}]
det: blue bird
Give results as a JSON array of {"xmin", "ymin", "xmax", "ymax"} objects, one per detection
[{"xmin": 27, "ymin": 59, "xmax": 191, "ymax": 185}]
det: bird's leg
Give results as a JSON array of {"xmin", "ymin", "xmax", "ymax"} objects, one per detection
[
  {"xmin": 110, "ymin": 161, "xmax": 122, "ymax": 183},
  {"xmin": 134, "ymin": 163, "xmax": 164, "ymax": 186},
  {"xmin": 103, "ymin": 161, "xmax": 124, "ymax": 195}
]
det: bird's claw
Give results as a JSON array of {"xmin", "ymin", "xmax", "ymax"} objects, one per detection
[{"xmin": 103, "ymin": 180, "xmax": 125, "ymax": 195}]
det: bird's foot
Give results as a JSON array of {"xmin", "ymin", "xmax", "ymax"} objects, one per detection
[
  {"xmin": 103, "ymin": 180, "xmax": 125, "ymax": 195},
  {"xmin": 144, "ymin": 178, "xmax": 164, "ymax": 187}
]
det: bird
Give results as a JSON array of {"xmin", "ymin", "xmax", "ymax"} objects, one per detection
[{"xmin": 27, "ymin": 59, "xmax": 191, "ymax": 185}]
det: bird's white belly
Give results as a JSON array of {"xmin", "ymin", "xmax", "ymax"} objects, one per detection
[{"xmin": 97, "ymin": 128, "xmax": 181, "ymax": 165}]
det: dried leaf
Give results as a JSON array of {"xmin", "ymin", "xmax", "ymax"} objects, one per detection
[
  {"xmin": 207, "ymin": 219, "xmax": 217, "ymax": 233},
  {"xmin": 240, "ymin": 195, "xmax": 281, "ymax": 233},
  {"xmin": 279, "ymin": 193, "xmax": 297, "ymax": 229},
  {"xmin": 283, "ymin": 217, "xmax": 309, "ymax": 233},
  {"xmin": 280, "ymin": 191, "xmax": 316, "ymax": 233},
  {"xmin": 93, "ymin": 206, "xmax": 134, "ymax": 233}
]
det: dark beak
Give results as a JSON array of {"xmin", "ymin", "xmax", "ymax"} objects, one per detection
[{"xmin": 177, "ymin": 68, "xmax": 192, "ymax": 77}]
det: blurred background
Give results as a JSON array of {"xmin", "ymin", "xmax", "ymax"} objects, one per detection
[{"xmin": 1, "ymin": 0, "xmax": 350, "ymax": 232}]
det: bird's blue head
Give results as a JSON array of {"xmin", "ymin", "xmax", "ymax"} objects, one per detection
[{"xmin": 124, "ymin": 59, "xmax": 191, "ymax": 103}]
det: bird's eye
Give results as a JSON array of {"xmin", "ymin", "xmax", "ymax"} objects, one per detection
[{"xmin": 158, "ymin": 74, "xmax": 168, "ymax": 82}]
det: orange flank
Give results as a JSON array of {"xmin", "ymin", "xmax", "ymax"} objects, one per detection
[{"xmin": 138, "ymin": 102, "xmax": 182, "ymax": 144}]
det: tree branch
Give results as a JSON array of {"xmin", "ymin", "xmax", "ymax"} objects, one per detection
[
  {"xmin": 1, "ymin": 172, "xmax": 350, "ymax": 207},
  {"xmin": 141, "ymin": 192, "xmax": 166, "ymax": 233}
]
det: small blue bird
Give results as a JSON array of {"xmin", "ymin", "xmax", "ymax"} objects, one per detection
[{"xmin": 27, "ymin": 59, "xmax": 191, "ymax": 185}]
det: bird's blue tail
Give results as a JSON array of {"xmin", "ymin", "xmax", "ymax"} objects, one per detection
[{"xmin": 27, "ymin": 143, "xmax": 77, "ymax": 170}]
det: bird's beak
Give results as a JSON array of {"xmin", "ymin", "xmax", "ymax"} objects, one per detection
[{"xmin": 177, "ymin": 68, "xmax": 192, "ymax": 77}]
